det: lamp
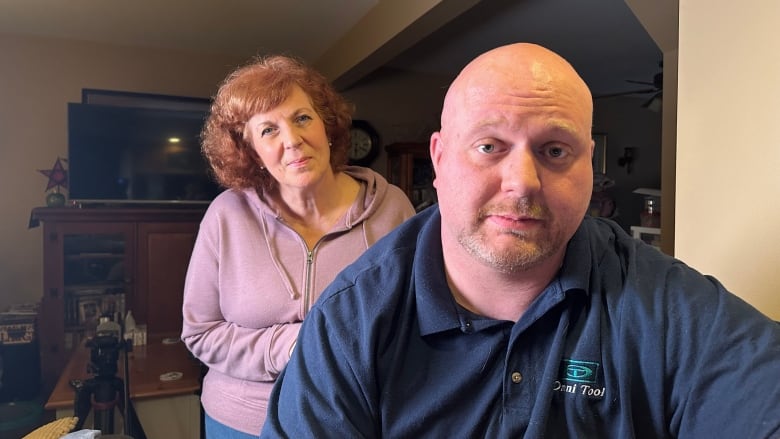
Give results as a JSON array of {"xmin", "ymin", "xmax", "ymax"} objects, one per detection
[{"xmin": 617, "ymin": 147, "xmax": 635, "ymax": 173}]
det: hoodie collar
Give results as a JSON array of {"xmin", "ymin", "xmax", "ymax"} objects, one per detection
[{"xmin": 246, "ymin": 165, "xmax": 388, "ymax": 227}]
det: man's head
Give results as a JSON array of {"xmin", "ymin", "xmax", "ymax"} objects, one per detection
[{"xmin": 430, "ymin": 43, "xmax": 594, "ymax": 275}]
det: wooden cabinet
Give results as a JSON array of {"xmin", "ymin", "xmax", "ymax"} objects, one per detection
[
  {"xmin": 385, "ymin": 142, "xmax": 437, "ymax": 210},
  {"xmin": 30, "ymin": 207, "xmax": 205, "ymax": 393}
]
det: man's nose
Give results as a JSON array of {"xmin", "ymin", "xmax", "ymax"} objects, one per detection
[{"xmin": 500, "ymin": 148, "xmax": 541, "ymax": 195}]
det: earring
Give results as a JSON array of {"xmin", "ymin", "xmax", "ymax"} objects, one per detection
[{"xmin": 328, "ymin": 141, "xmax": 333, "ymax": 146}]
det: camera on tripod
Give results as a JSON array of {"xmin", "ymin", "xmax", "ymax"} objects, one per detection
[
  {"xmin": 70, "ymin": 317, "xmax": 145, "ymax": 438},
  {"xmin": 86, "ymin": 320, "xmax": 125, "ymax": 378}
]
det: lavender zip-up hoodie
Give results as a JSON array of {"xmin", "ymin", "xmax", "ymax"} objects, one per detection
[{"xmin": 181, "ymin": 166, "xmax": 415, "ymax": 435}]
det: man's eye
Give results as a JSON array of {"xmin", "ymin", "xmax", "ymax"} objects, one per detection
[
  {"xmin": 545, "ymin": 145, "xmax": 569, "ymax": 159},
  {"xmin": 548, "ymin": 146, "xmax": 564, "ymax": 157},
  {"xmin": 477, "ymin": 143, "xmax": 496, "ymax": 154}
]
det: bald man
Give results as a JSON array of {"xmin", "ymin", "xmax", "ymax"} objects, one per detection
[{"xmin": 261, "ymin": 43, "xmax": 780, "ymax": 439}]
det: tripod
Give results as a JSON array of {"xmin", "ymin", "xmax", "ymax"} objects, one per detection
[
  {"xmin": 71, "ymin": 375, "xmax": 141, "ymax": 434},
  {"xmin": 69, "ymin": 321, "xmax": 146, "ymax": 438}
]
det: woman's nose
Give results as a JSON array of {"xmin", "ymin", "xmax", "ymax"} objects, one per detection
[{"xmin": 281, "ymin": 125, "xmax": 303, "ymax": 149}]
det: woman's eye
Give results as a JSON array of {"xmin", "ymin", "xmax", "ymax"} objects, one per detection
[
  {"xmin": 260, "ymin": 127, "xmax": 274, "ymax": 137},
  {"xmin": 296, "ymin": 114, "xmax": 313, "ymax": 124},
  {"xmin": 477, "ymin": 143, "xmax": 496, "ymax": 154}
]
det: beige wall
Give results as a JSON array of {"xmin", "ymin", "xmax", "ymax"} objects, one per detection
[
  {"xmin": 342, "ymin": 67, "xmax": 451, "ymax": 177},
  {"xmin": 675, "ymin": 0, "xmax": 780, "ymax": 319},
  {"xmin": 0, "ymin": 34, "xmax": 452, "ymax": 312},
  {"xmin": 0, "ymin": 33, "xmax": 244, "ymax": 311}
]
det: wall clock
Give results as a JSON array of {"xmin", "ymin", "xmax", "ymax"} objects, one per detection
[{"xmin": 348, "ymin": 119, "xmax": 380, "ymax": 166}]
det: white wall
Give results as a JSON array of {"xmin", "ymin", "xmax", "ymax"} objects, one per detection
[{"xmin": 675, "ymin": 0, "xmax": 780, "ymax": 319}]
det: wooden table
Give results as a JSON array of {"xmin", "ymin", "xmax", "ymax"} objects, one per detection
[{"xmin": 46, "ymin": 336, "xmax": 203, "ymax": 438}]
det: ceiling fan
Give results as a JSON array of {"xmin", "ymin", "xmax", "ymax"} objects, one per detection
[{"xmin": 596, "ymin": 63, "xmax": 663, "ymax": 109}]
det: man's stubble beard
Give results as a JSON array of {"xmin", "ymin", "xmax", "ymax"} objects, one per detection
[{"xmin": 457, "ymin": 199, "xmax": 565, "ymax": 274}]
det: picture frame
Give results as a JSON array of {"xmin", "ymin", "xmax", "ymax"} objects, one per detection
[
  {"xmin": 593, "ymin": 133, "xmax": 607, "ymax": 174},
  {"xmin": 78, "ymin": 298, "xmax": 100, "ymax": 326}
]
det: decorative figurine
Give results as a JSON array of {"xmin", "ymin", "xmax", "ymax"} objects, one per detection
[{"xmin": 38, "ymin": 157, "xmax": 68, "ymax": 207}]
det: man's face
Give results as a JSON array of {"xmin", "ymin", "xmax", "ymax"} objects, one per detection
[{"xmin": 431, "ymin": 63, "xmax": 593, "ymax": 274}]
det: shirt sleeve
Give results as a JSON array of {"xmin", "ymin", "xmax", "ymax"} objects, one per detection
[
  {"xmin": 180, "ymin": 208, "xmax": 301, "ymax": 382},
  {"xmin": 261, "ymin": 305, "xmax": 377, "ymax": 438},
  {"xmin": 663, "ymin": 265, "xmax": 780, "ymax": 438}
]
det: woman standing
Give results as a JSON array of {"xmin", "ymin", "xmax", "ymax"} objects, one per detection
[{"xmin": 181, "ymin": 55, "xmax": 415, "ymax": 438}]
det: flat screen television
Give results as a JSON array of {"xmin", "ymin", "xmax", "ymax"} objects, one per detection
[{"xmin": 68, "ymin": 101, "xmax": 222, "ymax": 205}]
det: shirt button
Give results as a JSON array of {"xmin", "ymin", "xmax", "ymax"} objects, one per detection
[{"xmin": 511, "ymin": 372, "xmax": 523, "ymax": 383}]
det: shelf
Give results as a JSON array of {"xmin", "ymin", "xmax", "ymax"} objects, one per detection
[
  {"xmin": 65, "ymin": 252, "xmax": 124, "ymax": 259},
  {"xmin": 631, "ymin": 226, "xmax": 661, "ymax": 250},
  {"xmin": 630, "ymin": 226, "xmax": 661, "ymax": 236},
  {"xmin": 64, "ymin": 283, "xmax": 126, "ymax": 294},
  {"xmin": 632, "ymin": 188, "xmax": 662, "ymax": 197},
  {"xmin": 385, "ymin": 142, "xmax": 436, "ymax": 210}
]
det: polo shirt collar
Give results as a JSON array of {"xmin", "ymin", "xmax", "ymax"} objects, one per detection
[
  {"xmin": 414, "ymin": 208, "xmax": 461, "ymax": 336},
  {"xmin": 413, "ymin": 208, "xmax": 594, "ymax": 336},
  {"xmin": 558, "ymin": 218, "xmax": 593, "ymax": 295}
]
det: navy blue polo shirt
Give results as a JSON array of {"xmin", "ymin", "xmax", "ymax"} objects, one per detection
[{"xmin": 262, "ymin": 207, "xmax": 780, "ymax": 438}]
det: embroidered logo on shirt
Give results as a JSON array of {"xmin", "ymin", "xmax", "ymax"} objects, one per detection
[
  {"xmin": 561, "ymin": 358, "xmax": 599, "ymax": 383},
  {"xmin": 553, "ymin": 358, "xmax": 605, "ymax": 399}
]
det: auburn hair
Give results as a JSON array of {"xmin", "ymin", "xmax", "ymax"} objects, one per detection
[{"xmin": 201, "ymin": 55, "xmax": 353, "ymax": 191}]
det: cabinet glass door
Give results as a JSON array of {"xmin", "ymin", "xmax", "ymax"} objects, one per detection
[{"xmin": 60, "ymin": 224, "xmax": 133, "ymax": 349}]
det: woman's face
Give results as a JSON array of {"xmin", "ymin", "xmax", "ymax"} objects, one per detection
[{"xmin": 245, "ymin": 85, "xmax": 332, "ymax": 192}]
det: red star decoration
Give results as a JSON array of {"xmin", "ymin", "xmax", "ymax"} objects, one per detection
[{"xmin": 38, "ymin": 157, "xmax": 69, "ymax": 192}]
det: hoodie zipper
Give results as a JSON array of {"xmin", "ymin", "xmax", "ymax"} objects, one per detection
[
  {"xmin": 274, "ymin": 214, "xmax": 353, "ymax": 317},
  {"xmin": 303, "ymin": 249, "xmax": 314, "ymax": 316},
  {"xmin": 302, "ymin": 229, "xmax": 350, "ymax": 317}
]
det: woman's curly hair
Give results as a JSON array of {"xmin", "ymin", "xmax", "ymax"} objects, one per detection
[{"xmin": 201, "ymin": 54, "xmax": 354, "ymax": 191}]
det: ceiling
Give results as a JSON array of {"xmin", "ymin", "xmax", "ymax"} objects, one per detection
[
  {"xmin": 0, "ymin": 0, "xmax": 663, "ymax": 98},
  {"xmin": 388, "ymin": 0, "xmax": 664, "ymax": 97}
]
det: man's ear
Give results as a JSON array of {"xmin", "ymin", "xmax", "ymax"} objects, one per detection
[{"xmin": 429, "ymin": 132, "xmax": 443, "ymax": 189}]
